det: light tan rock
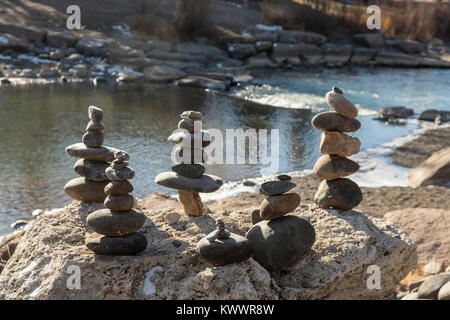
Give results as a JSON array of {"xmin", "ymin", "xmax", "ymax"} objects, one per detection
[
  {"xmin": 320, "ymin": 131, "xmax": 361, "ymax": 157},
  {"xmin": 326, "ymin": 91, "xmax": 358, "ymax": 119},
  {"xmin": 384, "ymin": 208, "xmax": 450, "ymax": 264},
  {"xmin": 438, "ymin": 280, "xmax": 450, "ymax": 300},
  {"xmin": 178, "ymin": 190, "xmax": 204, "ymax": 216},
  {"xmin": 0, "ymin": 202, "xmax": 416, "ymax": 300},
  {"xmin": 314, "ymin": 154, "xmax": 359, "ymax": 180},
  {"xmin": 165, "ymin": 211, "xmax": 181, "ymax": 225},
  {"xmin": 424, "ymin": 261, "xmax": 443, "ymax": 276},
  {"xmin": 408, "ymin": 147, "xmax": 450, "ymax": 188},
  {"xmin": 260, "ymin": 193, "xmax": 301, "ymax": 220}
]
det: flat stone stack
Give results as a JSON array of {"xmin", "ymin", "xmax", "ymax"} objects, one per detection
[
  {"xmin": 65, "ymin": 106, "xmax": 123, "ymax": 203},
  {"xmin": 155, "ymin": 110, "xmax": 223, "ymax": 216},
  {"xmin": 311, "ymin": 87, "xmax": 363, "ymax": 211},
  {"xmin": 246, "ymin": 179, "xmax": 316, "ymax": 272},
  {"xmin": 85, "ymin": 151, "xmax": 147, "ymax": 255}
]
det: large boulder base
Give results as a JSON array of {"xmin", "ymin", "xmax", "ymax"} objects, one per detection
[
  {"xmin": 408, "ymin": 147, "xmax": 450, "ymax": 188},
  {"xmin": 0, "ymin": 202, "xmax": 416, "ymax": 300}
]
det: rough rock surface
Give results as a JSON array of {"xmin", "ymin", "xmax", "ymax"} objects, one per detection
[
  {"xmin": 408, "ymin": 147, "xmax": 450, "ymax": 188},
  {"xmin": 384, "ymin": 208, "xmax": 450, "ymax": 264},
  {"xmin": 0, "ymin": 202, "xmax": 416, "ymax": 300}
]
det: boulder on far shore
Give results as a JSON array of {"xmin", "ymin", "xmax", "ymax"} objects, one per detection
[
  {"xmin": 418, "ymin": 109, "xmax": 450, "ymax": 122},
  {"xmin": 378, "ymin": 106, "xmax": 414, "ymax": 120},
  {"xmin": 352, "ymin": 33, "xmax": 384, "ymax": 49},
  {"xmin": 408, "ymin": 147, "xmax": 450, "ymax": 188}
]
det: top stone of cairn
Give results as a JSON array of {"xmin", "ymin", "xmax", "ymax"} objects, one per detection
[
  {"xmin": 181, "ymin": 110, "xmax": 203, "ymax": 120},
  {"xmin": 89, "ymin": 105, "xmax": 103, "ymax": 122},
  {"xmin": 325, "ymin": 87, "xmax": 358, "ymax": 119}
]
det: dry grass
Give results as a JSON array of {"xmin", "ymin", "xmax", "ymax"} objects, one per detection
[{"xmin": 174, "ymin": 0, "xmax": 215, "ymax": 40}]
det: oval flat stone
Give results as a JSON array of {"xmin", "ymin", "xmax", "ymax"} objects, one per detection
[
  {"xmin": 277, "ymin": 174, "xmax": 292, "ymax": 181},
  {"xmin": 197, "ymin": 232, "xmax": 252, "ymax": 267},
  {"xmin": 438, "ymin": 280, "xmax": 450, "ymax": 300},
  {"xmin": 174, "ymin": 146, "xmax": 207, "ymax": 164},
  {"xmin": 181, "ymin": 110, "xmax": 203, "ymax": 120},
  {"xmin": 73, "ymin": 159, "xmax": 109, "ymax": 181},
  {"xmin": 178, "ymin": 118, "xmax": 201, "ymax": 133},
  {"xmin": 171, "ymin": 163, "xmax": 205, "ymax": 178},
  {"xmin": 65, "ymin": 143, "xmax": 128, "ymax": 162},
  {"xmin": 326, "ymin": 91, "xmax": 358, "ymax": 119},
  {"xmin": 112, "ymin": 160, "xmax": 128, "ymax": 170},
  {"xmin": 86, "ymin": 120, "xmax": 105, "ymax": 131},
  {"xmin": 168, "ymin": 131, "xmax": 211, "ymax": 148},
  {"xmin": 104, "ymin": 194, "xmax": 134, "ymax": 211},
  {"xmin": 88, "ymin": 105, "xmax": 103, "ymax": 122},
  {"xmin": 259, "ymin": 181, "xmax": 296, "ymax": 196},
  {"xmin": 64, "ymin": 177, "xmax": 108, "ymax": 203},
  {"xmin": 314, "ymin": 178, "xmax": 362, "ymax": 211},
  {"xmin": 314, "ymin": 154, "xmax": 360, "ymax": 180},
  {"xmin": 105, "ymin": 166, "xmax": 135, "ymax": 181},
  {"xmin": 104, "ymin": 181, "xmax": 134, "ymax": 196},
  {"xmin": 85, "ymin": 232, "xmax": 147, "ymax": 255},
  {"xmin": 260, "ymin": 193, "xmax": 301, "ymax": 220},
  {"xmin": 87, "ymin": 208, "xmax": 146, "ymax": 236},
  {"xmin": 246, "ymin": 216, "xmax": 316, "ymax": 272},
  {"xmin": 320, "ymin": 131, "xmax": 361, "ymax": 157},
  {"xmin": 155, "ymin": 171, "xmax": 223, "ymax": 193},
  {"xmin": 418, "ymin": 274, "xmax": 450, "ymax": 299},
  {"xmin": 82, "ymin": 131, "xmax": 104, "ymax": 148},
  {"xmin": 311, "ymin": 111, "xmax": 361, "ymax": 132}
]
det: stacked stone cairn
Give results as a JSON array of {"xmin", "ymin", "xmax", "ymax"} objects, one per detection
[
  {"xmin": 311, "ymin": 87, "xmax": 363, "ymax": 211},
  {"xmin": 85, "ymin": 151, "xmax": 147, "ymax": 255},
  {"xmin": 245, "ymin": 177, "xmax": 316, "ymax": 272},
  {"xmin": 155, "ymin": 110, "xmax": 223, "ymax": 216},
  {"xmin": 65, "ymin": 106, "xmax": 123, "ymax": 203},
  {"xmin": 197, "ymin": 219, "xmax": 252, "ymax": 267}
]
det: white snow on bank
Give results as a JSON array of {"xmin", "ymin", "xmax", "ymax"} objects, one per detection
[
  {"xmin": 0, "ymin": 54, "xmax": 11, "ymax": 60},
  {"xmin": 112, "ymin": 24, "xmax": 132, "ymax": 38},
  {"xmin": 143, "ymin": 266, "xmax": 164, "ymax": 296},
  {"xmin": 17, "ymin": 54, "xmax": 57, "ymax": 65},
  {"xmin": 252, "ymin": 24, "xmax": 283, "ymax": 32},
  {"xmin": 0, "ymin": 35, "xmax": 9, "ymax": 44}
]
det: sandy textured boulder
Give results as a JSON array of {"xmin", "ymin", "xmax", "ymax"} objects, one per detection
[
  {"xmin": 384, "ymin": 208, "xmax": 450, "ymax": 264},
  {"xmin": 0, "ymin": 202, "xmax": 416, "ymax": 300},
  {"xmin": 408, "ymin": 147, "xmax": 450, "ymax": 188}
]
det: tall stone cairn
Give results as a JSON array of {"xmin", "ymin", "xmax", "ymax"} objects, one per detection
[
  {"xmin": 64, "ymin": 106, "xmax": 123, "ymax": 203},
  {"xmin": 245, "ymin": 176, "xmax": 316, "ymax": 272},
  {"xmin": 311, "ymin": 87, "xmax": 363, "ymax": 211},
  {"xmin": 85, "ymin": 151, "xmax": 147, "ymax": 255},
  {"xmin": 155, "ymin": 110, "xmax": 223, "ymax": 216}
]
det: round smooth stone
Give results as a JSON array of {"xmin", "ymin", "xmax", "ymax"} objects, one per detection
[
  {"xmin": 320, "ymin": 131, "xmax": 361, "ymax": 158},
  {"xmin": 311, "ymin": 111, "xmax": 361, "ymax": 132},
  {"xmin": 87, "ymin": 208, "xmax": 146, "ymax": 236},
  {"xmin": 314, "ymin": 154, "xmax": 359, "ymax": 180},
  {"xmin": 73, "ymin": 159, "xmax": 109, "ymax": 181},
  {"xmin": 171, "ymin": 163, "xmax": 205, "ymax": 178},
  {"xmin": 64, "ymin": 177, "xmax": 108, "ymax": 203},
  {"xmin": 251, "ymin": 209, "xmax": 262, "ymax": 225},
  {"xmin": 105, "ymin": 166, "xmax": 135, "ymax": 181},
  {"xmin": 82, "ymin": 131, "xmax": 104, "ymax": 147},
  {"xmin": 418, "ymin": 274, "xmax": 450, "ymax": 299},
  {"xmin": 246, "ymin": 216, "xmax": 316, "ymax": 272},
  {"xmin": 86, "ymin": 120, "xmax": 104, "ymax": 131},
  {"xmin": 104, "ymin": 180, "xmax": 134, "ymax": 195},
  {"xmin": 181, "ymin": 110, "xmax": 203, "ymax": 120},
  {"xmin": 197, "ymin": 232, "xmax": 252, "ymax": 267},
  {"xmin": 174, "ymin": 146, "xmax": 207, "ymax": 164},
  {"xmin": 65, "ymin": 143, "xmax": 128, "ymax": 162},
  {"xmin": 259, "ymin": 181, "xmax": 296, "ymax": 196},
  {"xmin": 168, "ymin": 131, "xmax": 211, "ymax": 148},
  {"xmin": 314, "ymin": 178, "xmax": 362, "ymax": 211},
  {"xmin": 85, "ymin": 232, "xmax": 147, "ymax": 255},
  {"xmin": 88, "ymin": 105, "xmax": 103, "ymax": 122},
  {"xmin": 155, "ymin": 171, "xmax": 223, "ymax": 193},
  {"xmin": 326, "ymin": 91, "xmax": 358, "ymax": 119},
  {"xmin": 277, "ymin": 174, "xmax": 292, "ymax": 181},
  {"xmin": 104, "ymin": 194, "xmax": 135, "ymax": 211},
  {"xmin": 260, "ymin": 193, "xmax": 301, "ymax": 220},
  {"xmin": 178, "ymin": 118, "xmax": 201, "ymax": 133},
  {"xmin": 114, "ymin": 151, "xmax": 129, "ymax": 161},
  {"xmin": 438, "ymin": 280, "xmax": 450, "ymax": 300},
  {"xmin": 111, "ymin": 160, "xmax": 128, "ymax": 170}
]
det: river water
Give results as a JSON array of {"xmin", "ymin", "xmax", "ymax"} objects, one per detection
[{"xmin": 0, "ymin": 67, "xmax": 449, "ymax": 235}]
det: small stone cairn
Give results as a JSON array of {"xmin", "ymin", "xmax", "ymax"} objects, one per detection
[
  {"xmin": 197, "ymin": 219, "xmax": 252, "ymax": 267},
  {"xmin": 245, "ymin": 176, "xmax": 316, "ymax": 272},
  {"xmin": 85, "ymin": 151, "xmax": 147, "ymax": 255},
  {"xmin": 64, "ymin": 106, "xmax": 123, "ymax": 203},
  {"xmin": 311, "ymin": 87, "xmax": 363, "ymax": 211},
  {"xmin": 155, "ymin": 110, "xmax": 223, "ymax": 216}
]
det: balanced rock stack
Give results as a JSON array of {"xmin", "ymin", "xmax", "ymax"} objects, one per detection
[
  {"xmin": 85, "ymin": 151, "xmax": 147, "ymax": 255},
  {"xmin": 311, "ymin": 87, "xmax": 363, "ymax": 211},
  {"xmin": 64, "ymin": 106, "xmax": 123, "ymax": 203},
  {"xmin": 246, "ymin": 178, "xmax": 316, "ymax": 272},
  {"xmin": 155, "ymin": 110, "xmax": 223, "ymax": 216},
  {"xmin": 197, "ymin": 219, "xmax": 252, "ymax": 267}
]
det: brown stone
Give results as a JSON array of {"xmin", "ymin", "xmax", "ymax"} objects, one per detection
[
  {"xmin": 326, "ymin": 91, "xmax": 358, "ymax": 118},
  {"xmin": 82, "ymin": 131, "xmax": 104, "ymax": 148},
  {"xmin": 311, "ymin": 111, "xmax": 361, "ymax": 132},
  {"xmin": 320, "ymin": 131, "xmax": 361, "ymax": 157},
  {"xmin": 314, "ymin": 154, "xmax": 360, "ymax": 180},
  {"xmin": 64, "ymin": 177, "xmax": 108, "ymax": 203},
  {"xmin": 104, "ymin": 194, "xmax": 135, "ymax": 211},
  {"xmin": 260, "ymin": 193, "xmax": 301, "ymax": 220},
  {"xmin": 85, "ymin": 232, "xmax": 147, "ymax": 256},
  {"xmin": 314, "ymin": 178, "xmax": 362, "ymax": 211},
  {"xmin": 178, "ymin": 190, "xmax": 204, "ymax": 216},
  {"xmin": 86, "ymin": 209, "xmax": 146, "ymax": 236},
  {"xmin": 104, "ymin": 181, "xmax": 134, "ymax": 196}
]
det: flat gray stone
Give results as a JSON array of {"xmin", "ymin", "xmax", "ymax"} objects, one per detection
[
  {"xmin": 85, "ymin": 232, "xmax": 147, "ymax": 256},
  {"xmin": 314, "ymin": 178, "xmax": 362, "ymax": 211},
  {"xmin": 105, "ymin": 166, "xmax": 135, "ymax": 181},
  {"xmin": 82, "ymin": 131, "xmax": 104, "ymax": 148},
  {"xmin": 171, "ymin": 164, "xmax": 205, "ymax": 178},
  {"xmin": 73, "ymin": 159, "xmax": 109, "ymax": 181},
  {"xmin": 155, "ymin": 171, "xmax": 223, "ymax": 193},
  {"xmin": 418, "ymin": 273, "xmax": 450, "ymax": 299},
  {"xmin": 260, "ymin": 181, "xmax": 296, "ymax": 196},
  {"xmin": 168, "ymin": 131, "xmax": 210, "ymax": 148},
  {"xmin": 64, "ymin": 177, "xmax": 108, "ymax": 203},
  {"xmin": 438, "ymin": 280, "xmax": 450, "ymax": 300},
  {"xmin": 86, "ymin": 121, "xmax": 104, "ymax": 131},
  {"xmin": 65, "ymin": 143, "xmax": 128, "ymax": 162},
  {"xmin": 311, "ymin": 111, "xmax": 361, "ymax": 132},
  {"xmin": 104, "ymin": 181, "xmax": 134, "ymax": 196},
  {"xmin": 104, "ymin": 194, "xmax": 135, "ymax": 211},
  {"xmin": 87, "ymin": 209, "xmax": 146, "ymax": 236},
  {"xmin": 88, "ymin": 105, "xmax": 103, "ymax": 122}
]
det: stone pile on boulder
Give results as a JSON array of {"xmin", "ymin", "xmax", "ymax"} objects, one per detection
[
  {"xmin": 312, "ymin": 87, "xmax": 363, "ymax": 211},
  {"xmin": 64, "ymin": 106, "xmax": 123, "ymax": 203},
  {"xmin": 155, "ymin": 110, "xmax": 223, "ymax": 216},
  {"xmin": 246, "ymin": 178, "xmax": 315, "ymax": 272},
  {"xmin": 85, "ymin": 151, "xmax": 147, "ymax": 255}
]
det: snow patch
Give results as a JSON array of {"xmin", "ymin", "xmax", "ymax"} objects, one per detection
[
  {"xmin": 252, "ymin": 24, "xmax": 283, "ymax": 32},
  {"xmin": 0, "ymin": 35, "xmax": 9, "ymax": 44},
  {"xmin": 17, "ymin": 54, "xmax": 57, "ymax": 65}
]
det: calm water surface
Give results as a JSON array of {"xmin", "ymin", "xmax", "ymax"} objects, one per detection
[{"xmin": 0, "ymin": 67, "xmax": 449, "ymax": 235}]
